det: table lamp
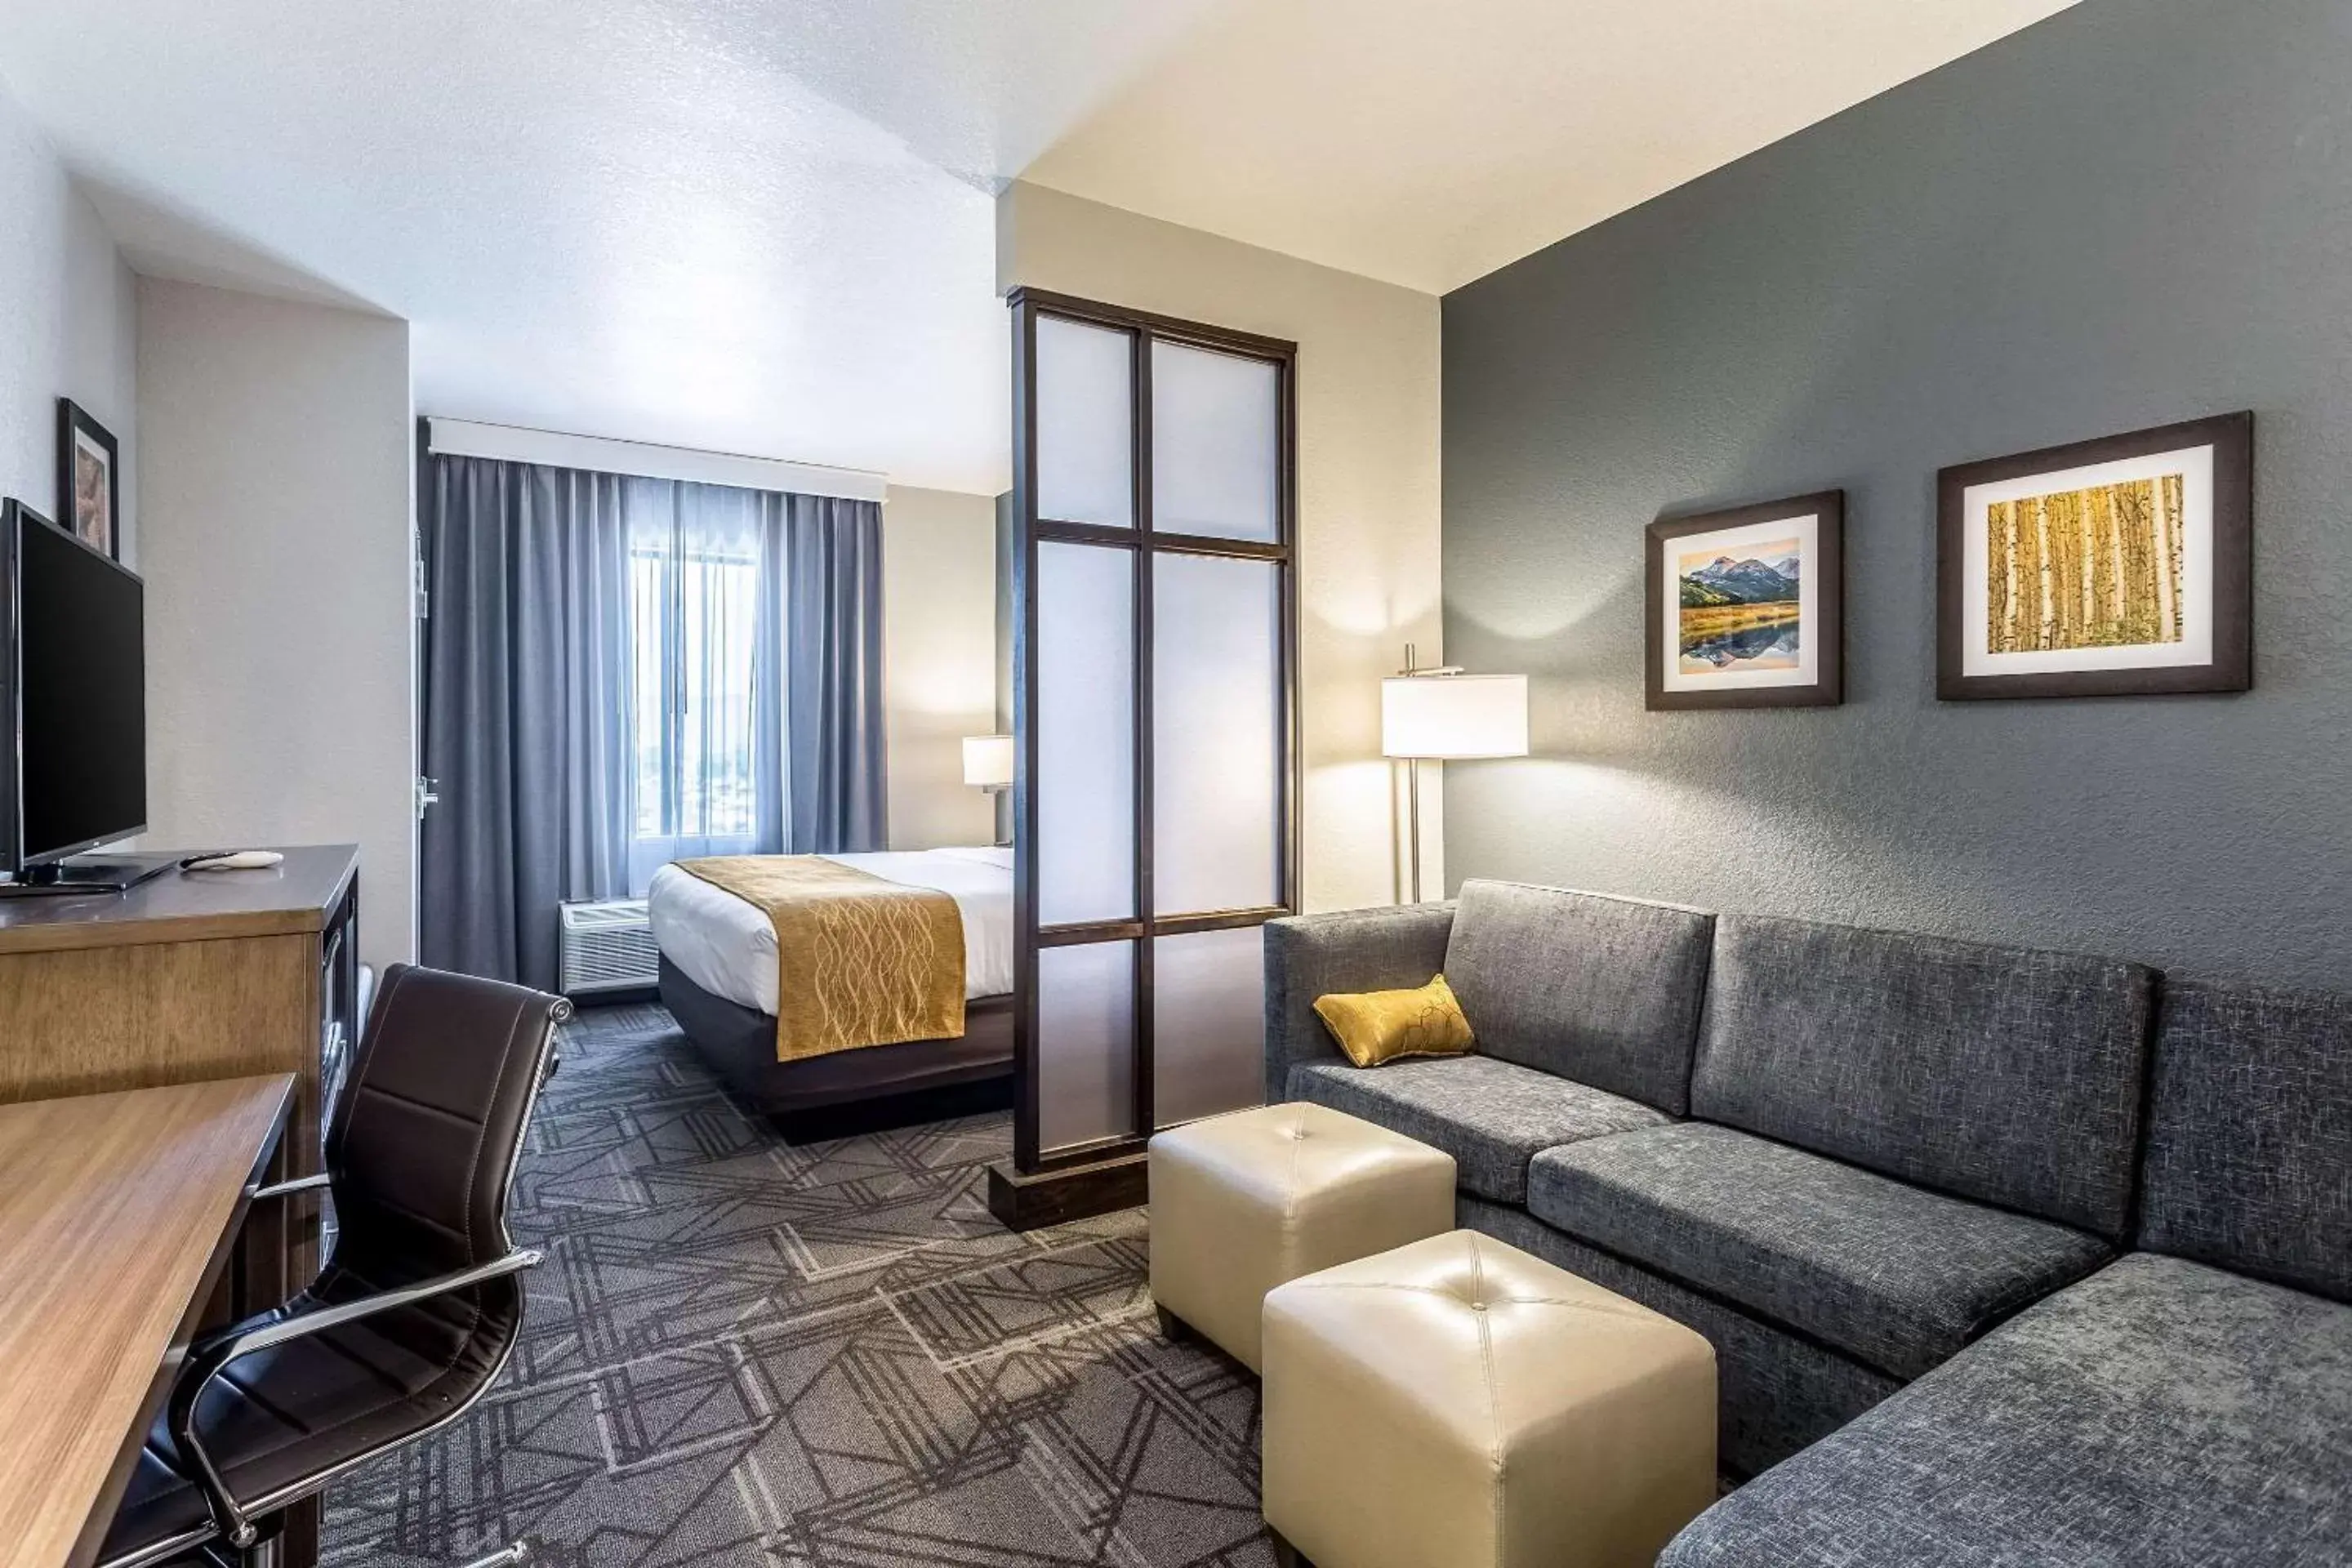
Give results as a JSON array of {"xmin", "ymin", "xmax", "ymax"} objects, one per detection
[
  {"xmin": 964, "ymin": 735, "xmax": 1014, "ymax": 847},
  {"xmin": 962, "ymin": 735, "xmax": 1014, "ymax": 792}
]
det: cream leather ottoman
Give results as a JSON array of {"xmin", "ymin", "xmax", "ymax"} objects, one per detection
[
  {"xmin": 1148, "ymin": 1102, "xmax": 1455, "ymax": 1374},
  {"xmin": 1263, "ymin": 1229, "xmax": 1717, "ymax": 1568}
]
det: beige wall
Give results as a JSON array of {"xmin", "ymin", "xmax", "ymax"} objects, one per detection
[
  {"xmin": 137, "ymin": 278, "xmax": 416, "ymax": 972},
  {"xmin": 882, "ymin": 483, "xmax": 1000, "ymax": 849},
  {"xmin": 996, "ymin": 182, "xmax": 1442, "ymax": 910},
  {"xmin": 0, "ymin": 78, "xmax": 137, "ymax": 558}
]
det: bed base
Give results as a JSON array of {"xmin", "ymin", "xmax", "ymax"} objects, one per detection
[{"xmin": 657, "ymin": 958, "xmax": 1013, "ymax": 1142}]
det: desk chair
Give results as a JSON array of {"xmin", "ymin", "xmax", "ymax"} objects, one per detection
[{"xmin": 99, "ymin": 964, "xmax": 571, "ymax": 1568}]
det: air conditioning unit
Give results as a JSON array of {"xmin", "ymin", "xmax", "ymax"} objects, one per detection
[{"xmin": 559, "ymin": 899, "xmax": 658, "ymax": 996}]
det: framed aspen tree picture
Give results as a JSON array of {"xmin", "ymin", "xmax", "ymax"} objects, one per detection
[{"xmin": 1937, "ymin": 412, "xmax": 2252, "ymax": 700}]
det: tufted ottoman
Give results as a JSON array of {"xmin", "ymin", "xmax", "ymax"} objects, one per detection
[
  {"xmin": 1263, "ymin": 1229, "xmax": 1717, "ymax": 1568},
  {"xmin": 1148, "ymin": 1102, "xmax": 1456, "ymax": 1374}
]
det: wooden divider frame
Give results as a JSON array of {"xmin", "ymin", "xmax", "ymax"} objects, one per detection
[{"xmin": 996, "ymin": 288, "xmax": 1301, "ymax": 1222}]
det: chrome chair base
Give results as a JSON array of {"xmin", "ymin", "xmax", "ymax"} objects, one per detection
[
  {"xmin": 165, "ymin": 1535, "xmax": 529, "ymax": 1568},
  {"xmin": 459, "ymin": 1544, "xmax": 533, "ymax": 1568}
]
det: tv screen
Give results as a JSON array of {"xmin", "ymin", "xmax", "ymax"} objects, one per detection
[{"xmin": 15, "ymin": 508, "xmax": 146, "ymax": 866}]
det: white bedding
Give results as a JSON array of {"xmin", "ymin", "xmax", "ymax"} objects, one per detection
[{"xmin": 647, "ymin": 847, "xmax": 1014, "ymax": 1016}]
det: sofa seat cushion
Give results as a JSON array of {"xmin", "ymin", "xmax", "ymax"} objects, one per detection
[
  {"xmin": 1290, "ymin": 1055, "xmax": 1669, "ymax": 1205},
  {"xmin": 1527, "ymin": 1123, "xmax": 2111, "ymax": 1379},
  {"xmin": 1660, "ymin": 1254, "xmax": 2352, "ymax": 1566}
]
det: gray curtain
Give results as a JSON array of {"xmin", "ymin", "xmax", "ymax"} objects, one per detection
[
  {"xmin": 420, "ymin": 458, "xmax": 889, "ymax": 989},
  {"xmin": 421, "ymin": 457, "xmax": 635, "ymax": 991},
  {"xmin": 784, "ymin": 493, "xmax": 889, "ymax": 853}
]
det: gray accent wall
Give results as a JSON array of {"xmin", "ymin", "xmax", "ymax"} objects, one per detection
[{"xmin": 1441, "ymin": 0, "xmax": 2352, "ymax": 990}]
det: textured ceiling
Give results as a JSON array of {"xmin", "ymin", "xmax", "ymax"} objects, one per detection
[
  {"xmin": 1020, "ymin": 0, "xmax": 2082, "ymax": 294},
  {"xmin": 0, "ymin": 0, "xmax": 2075, "ymax": 492}
]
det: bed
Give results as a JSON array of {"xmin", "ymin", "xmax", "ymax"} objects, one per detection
[{"xmin": 647, "ymin": 846, "xmax": 1015, "ymax": 1129}]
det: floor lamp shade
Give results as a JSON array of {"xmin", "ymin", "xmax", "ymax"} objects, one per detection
[
  {"xmin": 1382, "ymin": 674, "xmax": 1530, "ymax": 760},
  {"xmin": 1382, "ymin": 671, "xmax": 1526, "ymax": 906}
]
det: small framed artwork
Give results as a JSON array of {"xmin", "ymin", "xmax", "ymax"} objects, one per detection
[
  {"xmin": 56, "ymin": 398, "xmax": 121, "ymax": 560},
  {"xmin": 1937, "ymin": 412, "xmax": 2251, "ymax": 700},
  {"xmin": 1646, "ymin": 490, "xmax": 1843, "ymax": 710}
]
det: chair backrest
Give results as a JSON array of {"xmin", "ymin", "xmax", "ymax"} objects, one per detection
[
  {"xmin": 1692, "ymin": 915, "xmax": 2155, "ymax": 1241},
  {"xmin": 2138, "ymin": 977, "xmax": 2352, "ymax": 1303},
  {"xmin": 1442, "ymin": 880, "xmax": 1716, "ymax": 1114},
  {"xmin": 324, "ymin": 963, "xmax": 568, "ymax": 1285}
]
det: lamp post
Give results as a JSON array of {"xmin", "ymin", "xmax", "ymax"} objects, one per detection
[{"xmin": 1380, "ymin": 645, "xmax": 1528, "ymax": 903}]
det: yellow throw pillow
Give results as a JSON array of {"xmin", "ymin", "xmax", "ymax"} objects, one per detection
[{"xmin": 1312, "ymin": 974, "xmax": 1476, "ymax": 1068}]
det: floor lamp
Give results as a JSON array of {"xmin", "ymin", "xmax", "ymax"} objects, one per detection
[{"xmin": 1381, "ymin": 646, "xmax": 1529, "ymax": 903}]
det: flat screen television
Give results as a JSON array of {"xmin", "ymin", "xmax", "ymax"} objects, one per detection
[{"xmin": 4, "ymin": 499, "xmax": 149, "ymax": 884}]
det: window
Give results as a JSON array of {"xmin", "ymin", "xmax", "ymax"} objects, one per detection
[{"xmin": 630, "ymin": 530, "xmax": 764, "ymax": 843}]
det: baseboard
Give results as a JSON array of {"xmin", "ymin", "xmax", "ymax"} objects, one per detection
[
  {"xmin": 987, "ymin": 1152, "xmax": 1148, "ymax": 1231},
  {"xmin": 566, "ymin": 984, "xmax": 661, "ymax": 1007}
]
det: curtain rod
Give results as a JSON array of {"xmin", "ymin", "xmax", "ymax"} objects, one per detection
[{"xmin": 423, "ymin": 417, "xmax": 889, "ymax": 503}]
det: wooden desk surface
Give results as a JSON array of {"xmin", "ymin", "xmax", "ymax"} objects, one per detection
[
  {"xmin": 0, "ymin": 845, "xmax": 358, "ymax": 956},
  {"xmin": 0, "ymin": 1075, "xmax": 295, "ymax": 1568}
]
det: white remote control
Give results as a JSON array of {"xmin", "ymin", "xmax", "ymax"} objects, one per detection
[{"xmin": 183, "ymin": 850, "xmax": 286, "ymax": 871}]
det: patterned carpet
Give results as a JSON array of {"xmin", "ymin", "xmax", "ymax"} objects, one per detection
[{"xmin": 323, "ymin": 1003, "xmax": 1276, "ymax": 1567}]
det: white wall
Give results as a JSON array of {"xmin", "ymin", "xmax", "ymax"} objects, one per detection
[
  {"xmin": 882, "ymin": 483, "xmax": 1000, "ymax": 849},
  {"xmin": 996, "ymin": 182, "xmax": 1443, "ymax": 911},
  {"xmin": 0, "ymin": 73, "xmax": 137, "ymax": 555},
  {"xmin": 137, "ymin": 278, "xmax": 416, "ymax": 972}
]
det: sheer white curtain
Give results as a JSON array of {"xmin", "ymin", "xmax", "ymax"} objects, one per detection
[{"xmin": 625, "ymin": 480, "xmax": 788, "ymax": 890}]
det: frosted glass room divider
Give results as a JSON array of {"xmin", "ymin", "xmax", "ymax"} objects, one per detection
[{"xmin": 989, "ymin": 289, "xmax": 1299, "ymax": 1228}]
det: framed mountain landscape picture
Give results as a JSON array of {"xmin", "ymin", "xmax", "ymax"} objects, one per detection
[
  {"xmin": 1938, "ymin": 412, "xmax": 2252, "ymax": 700},
  {"xmin": 1646, "ymin": 490, "xmax": 1843, "ymax": 710}
]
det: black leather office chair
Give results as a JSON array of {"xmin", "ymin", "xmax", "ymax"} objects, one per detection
[{"xmin": 100, "ymin": 964, "xmax": 570, "ymax": 1568}]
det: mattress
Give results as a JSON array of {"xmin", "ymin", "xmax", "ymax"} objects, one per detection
[{"xmin": 648, "ymin": 847, "xmax": 1013, "ymax": 1016}]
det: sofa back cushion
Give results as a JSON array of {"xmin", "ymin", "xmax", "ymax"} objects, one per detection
[
  {"xmin": 1691, "ymin": 916, "xmax": 2155, "ymax": 1241},
  {"xmin": 1442, "ymin": 881, "xmax": 1714, "ymax": 1114},
  {"xmin": 2138, "ymin": 978, "xmax": 2352, "ymax": 1303}
]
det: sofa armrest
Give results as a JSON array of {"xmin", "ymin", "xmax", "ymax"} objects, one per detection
[{"xmin": 1263, "ymin": 902, "xmax": 1458, "ymax": 1103}]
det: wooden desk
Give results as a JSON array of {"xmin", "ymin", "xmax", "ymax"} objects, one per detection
[
  {"xmin": 0, "ymin": 1076, "xmax": 294, "ymax": 1568},
  {"xmin": 0, "ymin": 847, "xmax": 358, "ymax": 1568}
]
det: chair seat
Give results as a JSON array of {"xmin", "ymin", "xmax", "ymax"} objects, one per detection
[
  {"xmin": 1526, "ymin": 1123, "xmax": 2110, "ymax": 1379},
  {"xmin": 101, "ymin": 1279, "xmax": 519, "ymax": 1563},
  {"xmin": 1291, "ymin": 1054, "xmax": 1669, "ymax": 1203},
  {"xmin": 1662, "ymin": 1254, "xmax": 2352, "ymax": 1566}
]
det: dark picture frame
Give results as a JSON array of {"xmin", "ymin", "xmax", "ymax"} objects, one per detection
[
  {"xmin": 56, "ymin": 398, "xmax": 121, "ymax": 561},
  {"xmin": 1936, "ymin": 412, "xmax": 2252, "ymax": 701},
  {"xmin": 1646, "ymin": 490, "xmax": 1844, "ymax": 710}
]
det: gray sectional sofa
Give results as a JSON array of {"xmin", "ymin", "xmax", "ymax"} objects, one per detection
[{"xmin": 1263, "ymin": 880, "xmax": 2351, "ymax": 1564}]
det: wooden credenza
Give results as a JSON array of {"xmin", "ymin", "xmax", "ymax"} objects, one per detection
[{"xmin": 0, "ymin": 843, "xmax": 359, "ymax": 1568}]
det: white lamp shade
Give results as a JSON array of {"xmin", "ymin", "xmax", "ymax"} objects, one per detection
[
  {"xmin": 963, "ymin": 734, "xmax": 1015, "ymax": 788},
  {"xmin": 1382, "ymin": 674, "xmax": 1529, "ymax": 760}
]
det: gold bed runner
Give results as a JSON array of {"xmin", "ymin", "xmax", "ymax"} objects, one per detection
[{"xmin": 673, "ymin": 856, "xmax": 965, "ymax": 1062}]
